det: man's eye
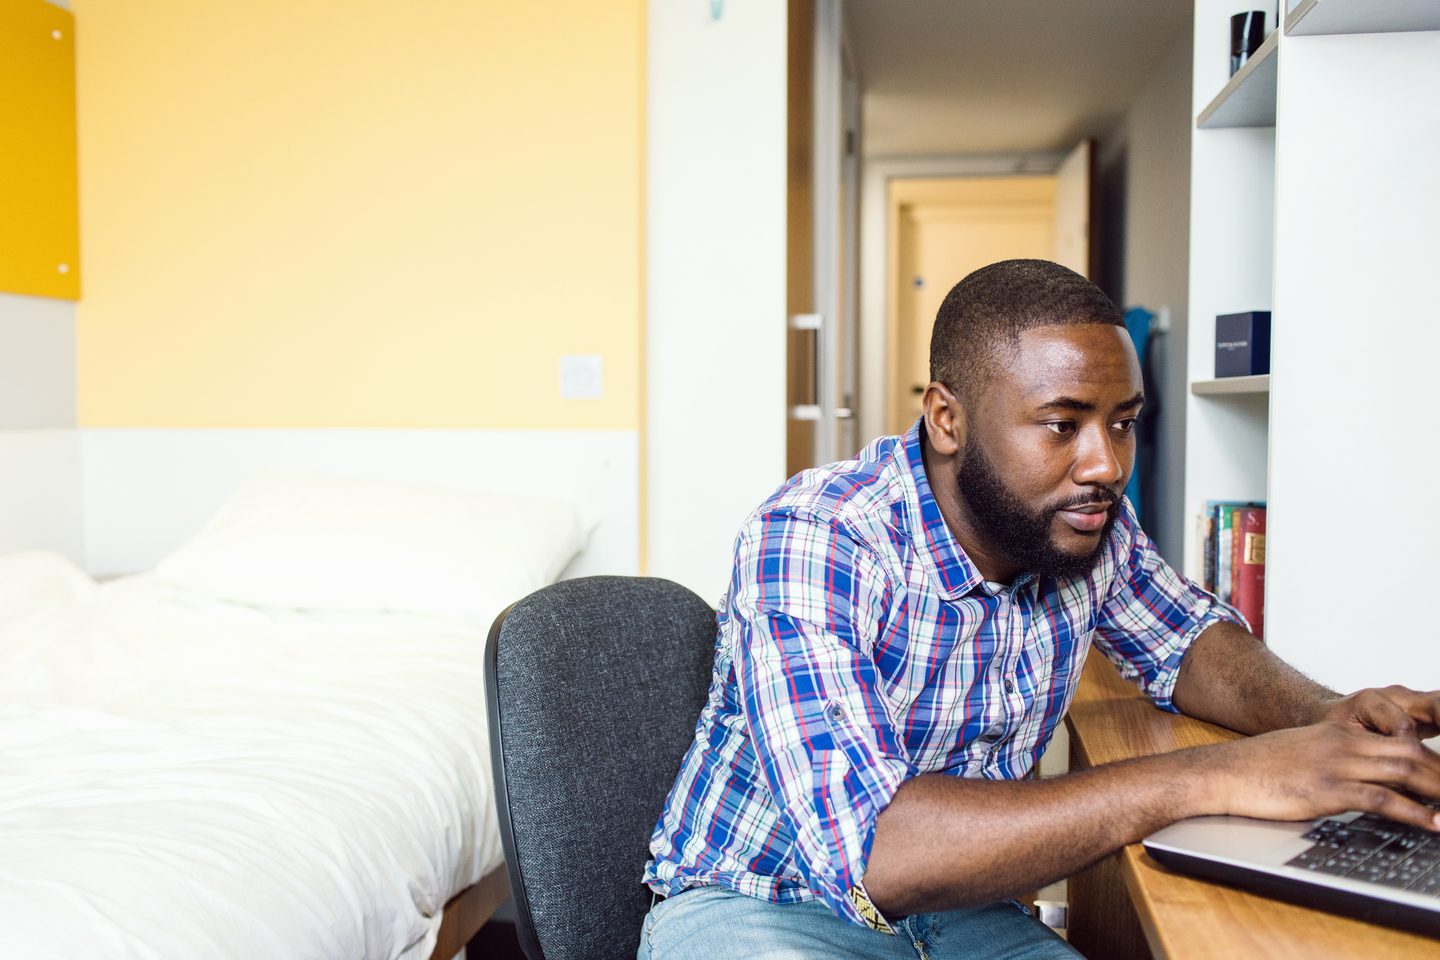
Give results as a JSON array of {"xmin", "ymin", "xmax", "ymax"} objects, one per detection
[
  {"xmin": 1043, "ymin": 421, "xmax": 1075, "ymax": 436},
  {"xmin": 1114, "ymin": 418, "xmax": 1138, "ymax": 434}
]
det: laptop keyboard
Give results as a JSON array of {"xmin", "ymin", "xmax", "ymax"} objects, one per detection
[{"xmin": 1287, "ymin": 804, "xmax": 1440, "ymax": 897}]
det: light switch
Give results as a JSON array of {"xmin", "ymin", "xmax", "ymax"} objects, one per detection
[{"xmin": 559, "ymin": 354, "xmax": 603, "ymax": 399}]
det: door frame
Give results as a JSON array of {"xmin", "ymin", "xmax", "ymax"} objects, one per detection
[{"xmin": 857, "ymin": 152, "xmax": 1067, "ymax": 443}]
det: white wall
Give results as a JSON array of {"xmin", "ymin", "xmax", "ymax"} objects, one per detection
[
  {"xmin": 0, "ymin": 430, "xmax": 82, "ymax": 560},
  {"xmin": 1267, "ymin": 29, "xmax": 1440, "ymax": 691},
  {"xmin": 80, "ymin": 428, "xmax": 639, "ymax": 579},
  {"xmin": 647, "ymin": 2, "xmax": 789, "ymax": 600},
  {"xmin": 1095, "ymin": 21, "xmax": 1195, "ymax": 566},
  {"xmin": 0, "ymin": 293, "xmax": 81, "ymax": 561},
  {"xmin": 0, "ymin": 294, "xmax": 75, "ymax": 429}
]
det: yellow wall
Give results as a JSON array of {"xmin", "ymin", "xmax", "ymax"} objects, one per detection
[{"xmin": 74, "ymin": 0, "xmax": 644, "ymax": 429}]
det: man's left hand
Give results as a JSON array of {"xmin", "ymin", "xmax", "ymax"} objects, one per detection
[{"xmin": 1313, "ymin": 686, "xmax": 1440, "ymax": 739}]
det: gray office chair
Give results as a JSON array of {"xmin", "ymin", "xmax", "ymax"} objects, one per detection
[{"xmin": 485, "ymin": 576, "xmax": 716, "ymax": 960}]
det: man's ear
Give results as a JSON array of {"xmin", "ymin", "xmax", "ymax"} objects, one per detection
[{"xmin": 921, "ymin": 382, "xmax": 967, "ymax": 456}]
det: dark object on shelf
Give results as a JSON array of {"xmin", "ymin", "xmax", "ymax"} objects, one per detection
[
  {"xmin": 1230, "ymin": 11, "xmax": 1267, "ymax": 75},
  {"xmin": 1215, "ymin": 311, "xmax": 1271, "ymax": 378}
]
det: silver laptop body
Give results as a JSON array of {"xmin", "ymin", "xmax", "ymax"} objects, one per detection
[{"xmin": 1143, "ymin": 808, "xmax": 1440, "ymax": 938}]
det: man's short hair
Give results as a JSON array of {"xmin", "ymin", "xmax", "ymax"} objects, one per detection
[{"xmin": 929, "ymin": 259, "xmax": 1124, "ymax": 406}]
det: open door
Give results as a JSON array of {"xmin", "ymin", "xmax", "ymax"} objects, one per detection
[
  {"xmin": 786, "ymin": 0, "xmax": 857, "ymax": 476},
  {"xmin": 1053, "ymin": 139, "xmax": 1094, "ymax": 278},
  {"xmin": 785, "ymin": 0, "xmax": 816, "ymax": 478},
  {"xmin": 878, "ymin": 140, "xmax": 1092, "ymax": 436},
  {"xmin": 886, "ymin": 176, "xmax": 1059, "ymax": 434}
]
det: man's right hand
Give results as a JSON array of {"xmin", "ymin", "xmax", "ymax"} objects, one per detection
[
  {"xmin": 865, "ymin": 714, "xmax": 1440, "ymax": 917},
  {"xmin": 1197, "ymin": 720, "xmax": 1440, "ymax": 831}
]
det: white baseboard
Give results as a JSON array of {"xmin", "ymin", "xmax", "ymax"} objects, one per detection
[{"xmin": 80, "ymin": 428, "xmax": 639, "ymax": 578}]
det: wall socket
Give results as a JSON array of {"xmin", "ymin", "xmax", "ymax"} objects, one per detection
[{"xmin": 559, "ymin": 354, "xmax": 603, "ymax": 399}]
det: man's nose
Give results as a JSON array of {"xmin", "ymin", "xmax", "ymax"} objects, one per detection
[{"xmin": 1072, "ymin": 425, "xmax": 1125, "ymax": 489}]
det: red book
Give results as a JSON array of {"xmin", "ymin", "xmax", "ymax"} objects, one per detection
[{"xmin": 1230, "ymin": 506, "xmax": 1266, "ymax": 639}]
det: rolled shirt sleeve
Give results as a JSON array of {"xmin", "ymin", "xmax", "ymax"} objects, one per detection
[
  {"xmin": 1093, "ymin": 499, "xmax": 1249, "ymax": 712},
  {"xmin": 728, "ymin": 510, "xmax": 916, "ymax": 929}
]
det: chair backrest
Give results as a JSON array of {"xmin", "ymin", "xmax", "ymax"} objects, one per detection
[{"xmin": 485, "ymin": 575, "xmax": 716, "ymax": 960}]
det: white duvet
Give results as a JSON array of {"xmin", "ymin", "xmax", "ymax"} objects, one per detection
[{"xmin": 0, "ymin": 552, "xmax": 503, "ymax": 959}]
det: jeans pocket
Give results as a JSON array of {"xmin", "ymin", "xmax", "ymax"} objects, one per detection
[{"xmin": 644, "ymin": 885, "xmax": 715, "ymax": 948}]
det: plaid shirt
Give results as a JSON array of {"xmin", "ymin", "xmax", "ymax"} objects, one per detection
[{"xmin": 643, "ymin": 421, "xmax": 1244, "ymax": 929}]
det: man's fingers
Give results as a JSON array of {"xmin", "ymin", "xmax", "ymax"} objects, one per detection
[
  {"xmin": 1346, "ymin": 737, "xmax": 1440, "ymax": 803},
  {"xmin": 1388, "ymin": 686, "xmax": 1440, "ymax": 738},
  {"xmin": 1339, "ymin": 686, "xmax": 1440, "ymax": 738},
  {"xmin": 1345, "ymin": 782, "xmax": 1440, "ymax": 832},
  {"xmin": 1348, "ymin": 689, "xmax": 1418, "ymax": 737}
]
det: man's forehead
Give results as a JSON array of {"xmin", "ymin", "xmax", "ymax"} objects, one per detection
[{"xmin": 1000, "ymin": 324, "xmax": 1143, "ymax": 402}]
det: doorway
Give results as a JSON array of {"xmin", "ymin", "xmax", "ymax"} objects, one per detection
[{"xmin": 887, "ymin": 175, "xmax": 1058, "ymax": 434}]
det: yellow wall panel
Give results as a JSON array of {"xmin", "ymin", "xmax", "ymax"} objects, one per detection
[
  {"xmin": 0, "ymin": 0, "xmax": 80, "ymax": 300},
  {"xmin": 73, "ymin": 0, "xmax": 643, "ymax": 428}
]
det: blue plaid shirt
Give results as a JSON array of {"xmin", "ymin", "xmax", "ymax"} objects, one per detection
[{"xmin": 643, "ymin": 421, "xmax": 1244, "ymax": 929}]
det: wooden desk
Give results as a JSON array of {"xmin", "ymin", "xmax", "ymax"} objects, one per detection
[{"xmin": 1064, "ymin": 656, "xmax": 1437, "ymax": 959}]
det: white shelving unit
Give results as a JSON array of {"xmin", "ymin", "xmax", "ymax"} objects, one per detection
[
  {"xmin": 1184, "ymin": 0, "xmax": 1275, "ymax": 596},
  {"xmin": 1285, "ymin": 0, "xmax": 1440, "ymax": 36},
  {"xmin": 1184, "ymin": 1, "xmax": 1440, "ymax": 691},
  {"xmin": 1196, "ymin": 28, "xmax": 1278, "ymax": 129},
  {"xmin": 1190, "ymin": 374, "xmax": 1269, "ymax": 396}
]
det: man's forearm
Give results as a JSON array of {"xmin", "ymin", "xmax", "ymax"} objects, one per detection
[
  {"xmin": 862, "ymin": 749, "xmax": 1214, "ymax": 916},
  {"xmin": 864, "ymin": 698, "xmax": 1440, "ymax": 917},
  {"xmin": 1171, "ymin": 620, "xmax": 1337, "ymax": 734}
]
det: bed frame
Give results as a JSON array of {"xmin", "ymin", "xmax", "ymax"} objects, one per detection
[{"xmin": 429, "ymin": 865, "xmax": 512, "ymax": 960}]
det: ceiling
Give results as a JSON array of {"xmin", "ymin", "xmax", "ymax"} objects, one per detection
[{"xmin": 845, "ymin": 0, "xmax": 1192, "ymax": 156}]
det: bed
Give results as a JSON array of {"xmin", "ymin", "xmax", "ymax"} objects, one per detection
[{"xmin": 0, "ymin": 473, "xmax": 597, "ymax": 958}]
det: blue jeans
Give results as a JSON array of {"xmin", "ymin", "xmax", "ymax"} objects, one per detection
[{"xmin": 637, "ymin": 886, "xmax": 1081, "ymax": 960}]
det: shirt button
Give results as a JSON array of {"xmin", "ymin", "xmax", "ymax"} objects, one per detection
[{"xmin": 1004, "ymin": 679, "xmax": 1016, "ymax": 694}]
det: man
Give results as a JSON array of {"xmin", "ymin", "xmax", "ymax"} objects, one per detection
[{"xmin": 638, "ymin": 260, "xmax": 1440, "ymax": 959}]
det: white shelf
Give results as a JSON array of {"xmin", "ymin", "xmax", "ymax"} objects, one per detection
[
  {"xmin": 1197, "ymin": 28, "xmax": 1279, "ymax": 129},
  {"xmin": 1286, "ymin": 0, "xmax": 1440, "ymax": 36},
  {"xmin": 1191, "ymin": 374, "xmax": 1270, "ymax": 396}
]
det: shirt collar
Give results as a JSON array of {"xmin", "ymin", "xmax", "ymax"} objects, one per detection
[{"xmin": 902, "ymin": 418, "xmax": 984, "ymax": 600}]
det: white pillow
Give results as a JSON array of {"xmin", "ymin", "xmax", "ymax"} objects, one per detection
[{"xmin": 152, "ymin": 472, "xmax": 596, "ymax": 621}]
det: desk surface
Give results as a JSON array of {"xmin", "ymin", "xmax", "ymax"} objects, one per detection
[{"xmin": 1065, "ymin": 656, "xmax": 1438, "ymax": 959}]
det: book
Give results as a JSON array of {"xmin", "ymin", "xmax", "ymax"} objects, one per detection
[
  {"xmin": 1197, "ymin": 513, "xmax": 1217, "ymax": 593},
  {"xmin": 1200, "ymin": 499, "xmax": 1240, "ymax": 594},
  {"xmin": 1216, "ymin": 503, "xmax": 1235, "ymax": 605},
  {"xmin": 1196, "ymin": 499, "xmax": 1265, "ymax": 628},
  {"xmin": 1230, "ymin": 505, "xmax": 1266, "ymax": 638}
]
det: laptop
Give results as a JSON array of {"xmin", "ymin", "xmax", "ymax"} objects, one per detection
[{"xmin": 1144, "ymin": 797, "xmax": 1440, "ymax": 938}]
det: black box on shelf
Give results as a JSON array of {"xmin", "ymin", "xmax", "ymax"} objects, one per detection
[{"xmin": 1215, "ymin": 311, "xmax": 1271, "ymax": 378}]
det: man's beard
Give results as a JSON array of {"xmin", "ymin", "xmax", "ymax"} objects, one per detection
[{"xmin": 955, "ymin": 435, "xmax": 1119, "ymax": 581}]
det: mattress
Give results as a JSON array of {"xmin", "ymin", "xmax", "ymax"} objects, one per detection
[{"xmin": 0, "ymin": 552, "xmax": 503, "ymax": 959}]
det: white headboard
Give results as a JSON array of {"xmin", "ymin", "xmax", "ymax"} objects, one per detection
[{"xmin": 80, "ymin": 428, "xmax": 639, "ymax": 579}]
